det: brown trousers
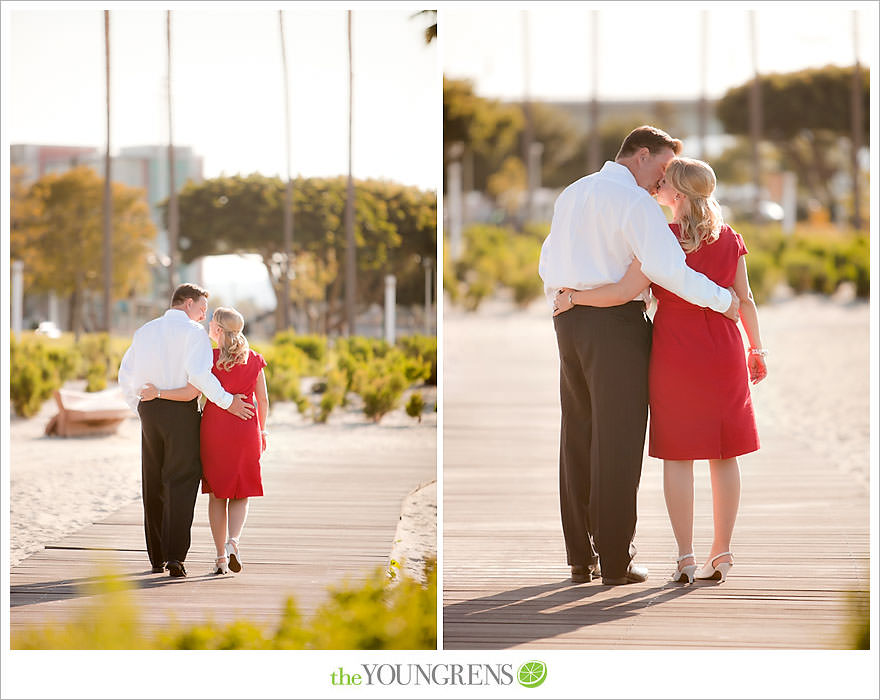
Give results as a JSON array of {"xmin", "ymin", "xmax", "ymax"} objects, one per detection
[
  {"xmin": 137, "ymin": 398, "xmax": 202, "ymax": 567},
  {"xmin": 553, "ymin": 301, "xmax": 652, "ymax": 579}
]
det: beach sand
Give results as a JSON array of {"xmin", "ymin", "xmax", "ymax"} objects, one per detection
[
  {"xmin": 743, "ymin": 293, "xmax": 869, "ymax": 483},
  {"xmin": 9, "ymin": 382, "xmax": 437, "ymax": 569}
]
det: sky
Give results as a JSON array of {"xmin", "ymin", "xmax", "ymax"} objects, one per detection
[
  {"xmin": 443, "ymin": 3, "xmax": 878, "ymax": 103},
  {"xmin": 4, "ymin": 2, "xmax": 439, "ymax": 190}
]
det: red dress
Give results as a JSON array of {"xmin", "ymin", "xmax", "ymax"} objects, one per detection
[
  {"xmin": 200, "ymin": 349, "xmax": 266, "ymax": 498},
  {"xmin": 648, "ymin": 224, "xmax": 759, "ymax": 460}
]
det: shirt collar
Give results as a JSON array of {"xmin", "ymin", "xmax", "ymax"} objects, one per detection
[
  {"xmin": 600, "ymin": 161, "xmax": 640, "ymax": 189},
  {"xmin": 164, "ymin": 308, "xmax": 192, "ymax": 322}
]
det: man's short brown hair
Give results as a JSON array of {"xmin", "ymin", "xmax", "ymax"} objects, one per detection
[
  {"xmin": 170, "ymin": 283, "xmax": 209, "ymax": 307},
  {"xmin": 615, "ymin": 125, "xmax": 682, "ymax": 160}
]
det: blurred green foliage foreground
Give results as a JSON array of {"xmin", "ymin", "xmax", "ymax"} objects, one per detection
[
  {"xmin": 445, "ymin": 221, "xmax": 869, "ymax": 312},
  {"xmin": 13, "ymin": 560, "xmax": 437, "ymax": 650}
]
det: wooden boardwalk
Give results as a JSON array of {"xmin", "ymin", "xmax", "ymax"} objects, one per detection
[
  {"xmin": 443, "ymin": 299, "xmax": 870, "ymax": 650},
  {"xmin": 9, "ymin": 416, "xmax": 436, "ymax": 640}
]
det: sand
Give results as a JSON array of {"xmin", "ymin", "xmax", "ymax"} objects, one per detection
[
  {"xmin": 9, "ymin": 381, "xmax": 437, "ymax": 569},
  {"xmin": 743, "ymin": 293, "xmax": 870, "ymax": 483}
]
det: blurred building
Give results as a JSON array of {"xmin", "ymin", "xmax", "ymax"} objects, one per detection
[{"xmin": 10, "ymin": 143, "xmax": 204, "ymax": 333}]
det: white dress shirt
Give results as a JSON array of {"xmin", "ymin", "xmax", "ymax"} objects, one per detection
[
  {"xmin": 117, "ymin": 309, "xmax": 234, "ymax": 414},
  {"xmin": 539, "ymin": 161, "xmax": 732, "ymax": 312}
]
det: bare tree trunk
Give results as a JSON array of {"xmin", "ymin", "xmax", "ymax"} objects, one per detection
[
  {"xmin": 748, "ymin": 11, "xmax": 762, "ymax": 222},
  {"xmin": 587, "ymin": 10, "xmax": 600, "ymax": 174},
  {"xmin": 167, "ymin": 11, "xmax": 179, "ymax": 295},
  {"xmin": 522, "ymin": 11, "xmax": 534, "ymax": 222},
  {"xmin": 71, "ymin": 275, "xmax": 83, "ymax": 342},
  {"xmin": 698, "ymin": 11, "xmax": 708, "ymax": 161},
  {"xmin": 851, "ymin": 12, "xmax": 863, "ymax": 229},
  {"xmin": 102, "ymin": 10, "xmax": 112, "ymax": 332},
  {"xmin": 259, "ymin": 257, "xmax": 286, "ymax": 334},
  {"xmin": 279, "ymin": 10, "xmax": 294, "ymax": 329},
  {"xmin": 344, "ymin": 11, "xmax": 356, "ymax": 336}
]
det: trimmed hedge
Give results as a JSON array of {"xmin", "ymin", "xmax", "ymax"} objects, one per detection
[
  {"xmin": 732, "ymin": 222, "xmax": 870, "ymax": 303},
  {"xmin": 10, "ymin": 328, "xmax": 437, "ymax": 425},
  {"xmin": 10, "ymin": 332, "xmax": 128, "ymax": 417}
]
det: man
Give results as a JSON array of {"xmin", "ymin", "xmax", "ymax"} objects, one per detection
[
  {"xmin": 538, "ymin": 126, "xmax": 740, "ymax": 586},
  {"xmin": 118, "ymin": 283, "xmax": 254, "ymax": 578}
]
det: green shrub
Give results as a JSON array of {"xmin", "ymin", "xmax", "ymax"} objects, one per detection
[
  {"xmin": 740, "ymin": 248, "xmax": 780, "ymax": 305},
  {"xmin": 333, "ymin": 336, "xmax": 393, "ymax": 397},
  {"xmin": 76, "ymin": 333, "xmax": 126, "ymax": 389},
  {"xmin": 12, "ymin": 572, "xmax": 148, "ymax": 650},
  {"xmin": 405, "ymin": 392, "xmax": 425, "ymax": 423},
  {"xmin": 348, "ymin": 346, "xmax": 428, "ymax": 422},
  {"xmin": 314, "ymin": 368, "xmax": 346, "ymax": 423},
  {"xmin": 10, "ymin": 334, "xmax": 65, "ymax": 417},
  {"xmin": 398, "ymin": 334, "xmax": 437, "ymax": 386},
  {"xmin": 733, "ymin": 222, "xmax": 870, "ymax": 300},
  {"xmin": 10, "ymin": 351, "xmax": 50, "ymax": 417},
  {"xmin": 85, "ymin": 361, "xmax": 108, "ymax": 392},
  {"xmin": 842, "ymin": 590, "xmax": 869, "ymax": 650},
  {"xmin": 443, "ymin": 239, "xmax": 461, "ymax": 303},
  {"xmin": 453, "ymin": 224, "xmax": 545, "ymax": 310},
  {"xmin": 780, "ymin": 246, "xmax": 837, "ymax": 294},
  {"xmin": 260, "ymin": 343, "xmax": 311, "ymax": 414},
  {"xmin": 356, "ymin": 369, "xmax": 408, "ymax": 423},
  {"xmin": 272, "ymin": 331, "xmax": 328, "ymax": 374},
  {"xmin": 12, "ymin": 562, "xmax": 437, "ymax": 650},
  {"xmin": 45, "ymin": 344, "xmax": 79, "ymax": 383}
]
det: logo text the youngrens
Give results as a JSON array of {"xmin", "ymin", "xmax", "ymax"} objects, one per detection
[{"xmin": 330, "ymin": 664, "xmax": 515, "ymax": 687}]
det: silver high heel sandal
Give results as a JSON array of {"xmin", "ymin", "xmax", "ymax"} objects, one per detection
[
  {"xmin": 670, "ymin": 553, "xmax": 697, "ymax": 583},
  {"xmin": 212, "ymin": 555, "xmax": 229, "ymax": 575},
  {"xmin": 695, "ymin": 552, "xmax": 734, "ymax": 582},
  {"xmin": 225, "ymin": 538, "xmax": 242, "ymax": 573}
]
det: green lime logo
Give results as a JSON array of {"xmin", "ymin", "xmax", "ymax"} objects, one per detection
[{"xmin": 517, "ymin": 660, "xmax": 547, "ymax": 688}]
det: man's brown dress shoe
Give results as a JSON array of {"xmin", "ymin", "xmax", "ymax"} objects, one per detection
[
  {"xmin": 570, "ymin": 562, "xmax": 601, "ymax": 583},
  {"xmin": 602, "ymin": 563, "xmax": 648, "ymax": 586},
  {"xmin": 166, "ymin": 560, "xmax": 187, "ymax": 578}
]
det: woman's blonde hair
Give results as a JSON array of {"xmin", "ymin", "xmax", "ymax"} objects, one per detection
[
  {"xmin": 666, "ymin": 157, "xmax": 724, "ymax": 253},
  {"xmin": 212, "ymin": 307, "xmax": 249, "ymax": 371}
]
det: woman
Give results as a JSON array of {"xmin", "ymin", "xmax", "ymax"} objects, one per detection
[
  {"xmin": 553, "ymin": 157, "xmax": 767, "ymax": 583},
  {"xmin": 140, "ymin": 306, "xmax": 269, "ymax": 575}
]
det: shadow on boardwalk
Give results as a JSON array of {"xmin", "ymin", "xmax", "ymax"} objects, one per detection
[
  {"xmin": 443, "ymin": 297, "xmax": 870, "ymax": 651},
  {"xmin": 445, "ymin": 579, "xmax": 701, "ymax": 647}
]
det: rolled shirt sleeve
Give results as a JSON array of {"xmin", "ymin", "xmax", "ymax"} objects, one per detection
[
  {"xmin": 185, "ymin": 330, "xmax": 233, "ymax": 410},
  {"xmin": 624, "ymin": 197, "xmax": 732, "ymax": 313},
  {"xmin": 117, "ymin": 343, "xmax": 140, "ymax": 415}
]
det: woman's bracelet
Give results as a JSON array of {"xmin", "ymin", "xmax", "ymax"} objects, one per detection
[
  {"xmin": 260, "ymin": 429, "xmax": 268, "ymax": 436},
  {"xmin": 748, "ymin": 347, "xmax": 768, "ymax": 357}
]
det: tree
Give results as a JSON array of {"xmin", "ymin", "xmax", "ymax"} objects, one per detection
[
  {"xmin": 412, "ymin": 10, "xmax": 436, "ymax": 44},
  {"xmin": 345, "ymin": 10, "xmax": 356, "ymax": 336},
  {"xmin": 443, "ymin": 78, "xmax": 652, "ymax": 199},
  {"xmin": 170, "ymin": 174, "xmax": 435, "ymax": 333},
  {"xmin": 279, "ymin": 9, "xmax": 294, "ymax": 330},
  {"xmin": 102, "ymin": 10, "xmax": 112, "ymax": 331},
  {"xmin": 12, "ymin": 167, "xmax": 157, "ymax": 338},
  {"xmin": 716, "ymin": 64, "xmax": 870, "ymax": 213},
  {"xmin": 443, "ymin": 77, "xmax": 524, "ymax": 192}
]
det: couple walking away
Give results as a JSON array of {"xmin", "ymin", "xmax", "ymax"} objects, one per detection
[
  {"xmin": 539, "ymin": 125, "xmax": 767, "ymax": 586},
  {"xmin": 118, "ymin": 283, "xmax": 270, "ymax": 578}
]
